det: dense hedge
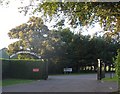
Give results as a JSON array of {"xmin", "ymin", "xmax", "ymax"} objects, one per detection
[
  {"xmin": 2, "ymin": 59, "xmax": 48, "ymax": 80},
  {"xmin": 115, "ymin": 49, "xmax": 120, "ymax": 92},
  {"xmin": 48, "ymin": 61, "xmax": 64, "ymax": 74}
]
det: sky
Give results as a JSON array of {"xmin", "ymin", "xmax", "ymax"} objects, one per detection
[
  {"xmin": 0, "ymin": 1, "xmax": 29, "ymax": 49},
  {"xmin": 0, "ymin": 1, "xmax": 103, "ymax": 50}
]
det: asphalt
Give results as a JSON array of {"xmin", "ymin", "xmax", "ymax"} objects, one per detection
[{"xmin": 2, "ymin": 74, "xmax": 118, "ymax": 92}]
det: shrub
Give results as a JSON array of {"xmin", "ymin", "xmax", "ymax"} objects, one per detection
[{"xmin": 115, "ymin": 49, "xmax": 120, "ymax": 92}]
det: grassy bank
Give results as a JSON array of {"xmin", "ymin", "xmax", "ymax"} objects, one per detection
[
  {"xmin": 2, "ymin": 79, "xmax": 35, "ymax": 86},
  {"xmin": 102, "ymin": 76, "xmax": 118, "ymax": 82},
  {"xmin": 0, "ymin": 81, "xmax": 1, "ymax": 86}
]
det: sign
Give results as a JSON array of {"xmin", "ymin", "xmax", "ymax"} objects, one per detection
[
  {"xmin": 33, "ymin": 68, "xmax": 39, "ymax": 72},
  {"xmin": 64, "ymin": 68, "xmax": 72, "ymax": 72}
]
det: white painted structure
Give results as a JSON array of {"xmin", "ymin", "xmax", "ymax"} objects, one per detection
[{"xmin": 10, "ymin": 51, "xmax": 41, "ymax": 59}]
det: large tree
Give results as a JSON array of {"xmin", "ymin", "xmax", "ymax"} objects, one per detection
[
  {"xmin": 1, "ymin": 1, "xmax": 119, "ymax": 35},
  {"xmin": 32, "ymin": 2, "xmax": 120, "ymax": 38},
  {"xmin": 8, "ymin": 16, "xmax": 56, "ymax": 58},
  {"xmin": 7, "ymin": 16, "xmax": 119, "ymax": 73},
  {"xmin": 2, "ymin": 0, "xmax": 120, "ymax": 82}
]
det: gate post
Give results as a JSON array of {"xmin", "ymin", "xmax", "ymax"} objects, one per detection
[
  {"xmin": 97, "ymin": 59, "xmax": 105, "ymax": 80},
  {"xmin": 97, "ymin": 59, "xmax": 101, "ymax": 80},
  {"xmin": 101, "ymin": 62, "xmax": 105, "ymax": 78}
]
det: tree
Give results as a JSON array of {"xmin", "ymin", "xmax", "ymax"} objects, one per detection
[
  {"xmin": 7, "ymin": 16, "xmax": 68, "ymax": 61},
  {"xmin": 8, "ymin": 16, "xmax": 52, "ymax": 59},
  {"xmin": 3, "ymin": 1, "xmax": 119, "ymax": 77},
  {"xmin": 34, "ymin": 2, "xmax": 120, "ymax": 37},
  {"xmin": 1, "ymin": 1, "xmax": 119, "ymax": 36}
]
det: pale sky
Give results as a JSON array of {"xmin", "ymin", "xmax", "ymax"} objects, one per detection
[
  {"xmin": 0, "ymin": 1, "xmax": 30, "ymax": 49},
  {"xmin": 0, "ymin": 1, "xmax": 103, "ymax": 50}
]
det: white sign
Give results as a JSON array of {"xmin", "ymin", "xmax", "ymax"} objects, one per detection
[
  {"xmin": 98, "ymin": 59, "xmax": 101, "ymax": 67},
  {"xmin": 64, "ymin": 68, "xmax": 72, "ymax": 72}
]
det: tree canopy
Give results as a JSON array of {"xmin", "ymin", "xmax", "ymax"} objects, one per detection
[
  {"xmin": 7, "ymin": 16, "xmax": 119, "ymax": 73},
  {"xmin": 1, "ymin": 1, "xmax": 119, "ymax": 37},
  {"xmin": 8, "ymin": 16, "xmax": 50, "ymax": 56},
  {"xmin": 36, "ymin": 2, "xmax": 120, "ymax": 37},
  {"xmin": 1, "ymin": 0, "xmax": 119, "ymax": 74}
]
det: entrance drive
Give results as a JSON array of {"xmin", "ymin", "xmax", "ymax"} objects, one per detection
[{"xmin": 2, "ymin": 74, "xmax": 118, "ymax": 92}]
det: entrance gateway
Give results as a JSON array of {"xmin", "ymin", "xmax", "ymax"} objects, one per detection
[
  {"xmin": 9, "ymin": 50, "xmax": 48, "ymax": 80},
  {"xmin": 10, "ymin": 51, "xmax": 105, "ymax": 80}
]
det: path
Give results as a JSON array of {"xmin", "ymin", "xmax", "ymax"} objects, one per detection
[{"xmin": 2, "ymin": 74, "xmax": 118, "ymax": 92}]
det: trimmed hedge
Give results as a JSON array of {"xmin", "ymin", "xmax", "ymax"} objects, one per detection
[
  {"xmin": 115, "ymin": 49, "xmax": 120, "ymax": 92},
  {"xmin": 2, "ymin": 59, "xmax": 48, "ymax": 80}
]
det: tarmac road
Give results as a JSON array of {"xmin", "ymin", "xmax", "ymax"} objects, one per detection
[{"xmin": 2, "ymin": 73, "xmax": 118, "ymax": 92}]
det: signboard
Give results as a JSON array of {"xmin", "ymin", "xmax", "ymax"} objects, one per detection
[
  {"xmin": 33, "ymin": 68, "xmax": 39, "ymax": 72},
  {"xmin": 64, "ymin": 68, "xmax": 72, "ymax": 72}
]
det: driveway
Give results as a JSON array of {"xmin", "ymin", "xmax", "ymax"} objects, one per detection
[{"xmin": 2, "ymin": 74, "xmax": 118, "ymax": 92}]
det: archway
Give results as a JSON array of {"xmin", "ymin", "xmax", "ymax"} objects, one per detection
[{"xmin": 10, "ymin": 51, "xmax": 41, "ymax": 59}]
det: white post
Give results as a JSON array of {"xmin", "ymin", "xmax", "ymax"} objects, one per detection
[
  {"xmin": 97, "ymin": 59, "xmax": 101, "ymax": 80},
  {"xmin": 98, "ymin": 59, "xmax": 100, "ymax": 67}
]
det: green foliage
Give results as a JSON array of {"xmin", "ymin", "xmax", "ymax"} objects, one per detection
[
  {"xmin": 1, "ymin": 1, "xmax": 120, "ymax": 39},
  {"xmin": 6, "ymin": 14, "xmax": 119, "ymax": 74},
  {"xmin": 2, "ymin": 79, "xmax": 34, "ymax": 86},
  {"xmin": 8, "ymin": 16, "xmax": 50, "ymax": 56},
  {"xmin": 35, "ymin": 2, "xmax": 120, "ymax": 39},
  {"xmin": 7, "ymin": 16, "xmax": 65, "ymax": 60},
  {"xmin": 7, "ymin": 22, "xmax": 119, "ymax": 74},
  {"xmin": 103, "ymin": 76, "xmax": 117, "ymax": 82},
  {"xmin": 47, "ymin": 30, "xmax": 119, "ymax": 74},
  {"xmin": 2, "ymin": 59, "xmax": 48, "ymax": 80},
  {"xmin": 115, "ymin": 49, "xmax": 120, "ymax": 78}
]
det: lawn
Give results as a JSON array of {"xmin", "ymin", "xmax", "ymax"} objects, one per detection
[
  {"xmin": 102, "ymin": 76, "xmax": 118, "ymax": 82},
  {"xmin": 2, "ymin": 79, "xmax": 35, "ymax": 86},
  {"xmin": 0, "ymin": 80, "xmax": 1, "ymax": 86}
]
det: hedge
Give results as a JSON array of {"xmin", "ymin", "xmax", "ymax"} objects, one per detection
[
  {"xmin": 2, "ymin": 59, "xmax": 48, "ymax": 80},
  {"xmin": 115, "ymin": 49, "xmax": 120, "ymax": 92}
]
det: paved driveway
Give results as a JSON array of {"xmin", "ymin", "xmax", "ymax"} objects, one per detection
[{"xmin": 2, "ymin": 74, "xmax": 118, "ymax": 92}]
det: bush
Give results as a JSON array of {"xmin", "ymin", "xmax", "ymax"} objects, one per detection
[
  {"xmin": 2, "ymin": 59, "xmax": 48, "ymax": 80},
  {"xmin": 115, "ymin": 49, "xmax": 120, "ymax": 78},
  {"xmin": 115, "ymin": 49, "xmax": 120, "ymax": 92}
]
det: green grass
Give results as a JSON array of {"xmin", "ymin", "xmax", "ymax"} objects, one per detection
[
  {"xmin": 2, "ymin": 79, "xmax": 35, "ymax": 86},
  {"xmin": 0, "ymin": 80, "xmax": 2, "ymax": 86},
  {"xmin": 102, "ymin": 76, "xmax": 118, "ymax": 82}
]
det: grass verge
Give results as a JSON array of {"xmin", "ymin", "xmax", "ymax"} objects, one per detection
[
  {"xmin": 102, "ymin": 76, "xmax": 118, "ymax": 82},
  {"xmin": 0, "ymin": 80, "xmax": 1, "ymax": 86},
  {"xmin": 2, "ymin": 79, "xmax": 35, "ymax": 86}
]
